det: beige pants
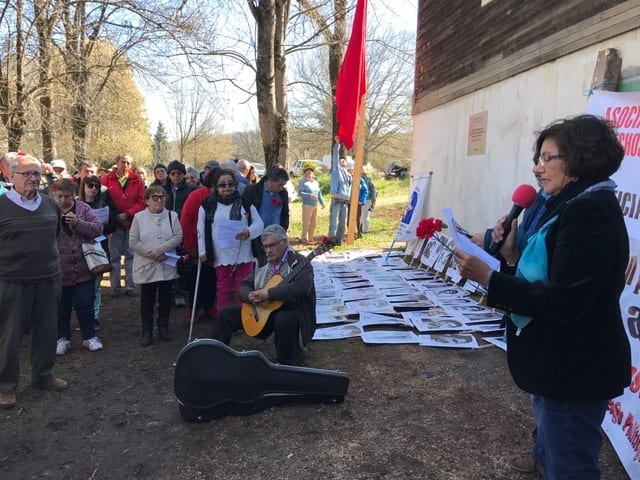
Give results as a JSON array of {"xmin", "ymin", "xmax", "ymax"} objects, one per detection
[{"xmin": 301, "ymin": 204, "xmax": 318, "ymax": 242}]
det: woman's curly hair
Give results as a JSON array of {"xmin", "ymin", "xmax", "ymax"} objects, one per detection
[{"xmin": 533, "ymin": 114, "xmax": 624, "ymax": 180}]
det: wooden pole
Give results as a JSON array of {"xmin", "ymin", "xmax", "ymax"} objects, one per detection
[{"xmin": 345, "ymin": 97, "xmax": 366, "ymax": 245}]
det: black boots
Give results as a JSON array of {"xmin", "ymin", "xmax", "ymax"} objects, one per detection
[
  {"xmin": 141, "ymin": 319, "xmax": 172, "ymax": 346},
  {"xmin": 158, "ymin": 319, "xmax": 173, "ymax": 342},
  {"xmin": 141, "ymin": 330, "xmax": 152, "ymax": 347}
]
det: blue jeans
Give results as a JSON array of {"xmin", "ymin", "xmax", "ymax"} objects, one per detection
[
  {"xmin": 531, "ymin": 394, "xmax": 607, "ymax": 480},
  {"xmin": 328, "ymin": 200, "xmax": 348, "ymax": 243},
  {"xmin": 108, "ymin": 228, "xmax": 135, "ymax": 291},
  {"xmin": 58, "ymin": 278, "xmax": 96, "ymax": 340}
]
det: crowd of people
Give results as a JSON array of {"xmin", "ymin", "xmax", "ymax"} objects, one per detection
[
  {"xmin": 0, "ymin": 117, "xmax": 630, "ymax": 479},
  {"xmin": 0, "ymin": 151, "xmax": 346, "ymax": 411}
]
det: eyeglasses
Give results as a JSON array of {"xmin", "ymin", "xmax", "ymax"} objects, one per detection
[
  {"xmin": 537, "ymin": 154, "xmax": 564, "ymax": 166},
  {"xmin": 263, "ymin": 240, "xmax": 284, "ymax": 250},
  {"xmin": 87, "ymin": 183, "xmax": 100, "ymax": 189},
  {"xmin": 217, "ymin": 182, "xmax": 235, "ymax": 188},
  {"xmin": 150, "ymin": 195, "xmax": 166, "ymax": 202},
  {"xmin": 13, "ymin": 171, "xmax": 42, "ymax": 178}
]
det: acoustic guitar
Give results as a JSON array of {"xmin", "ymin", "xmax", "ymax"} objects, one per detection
[{"xmin": 241, "ymin": 238, "xmax": 336, "ymax": 337}]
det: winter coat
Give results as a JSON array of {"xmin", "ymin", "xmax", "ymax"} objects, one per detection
[
  {"xmin": 57, "ymin": 200, "xmax": 104, "ymax": 286},
  {"xmin": 129, "ymin": 208, "xmax": 183, "ymax": 284}
]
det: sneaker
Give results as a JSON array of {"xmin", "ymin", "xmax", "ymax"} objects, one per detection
[
  {"xmin": 56, "ymin": 338, "xmax": 71, "ymax": 356},
  {"xmin": 508, "ymin": 452, "xmax": 537, "ymax": 473},
  {"xmin": 110, "ymin": 289, "xmax": 122, "ymax": 298},
  {"xmin": 32, "ymin": 377, "xmax": 69, "ymax": 391},
  {"xmin": 174, "ymin": 296, "xmax": 186, "ymax": 307},
  {"xmin": 125, "ymin": 289, "xmax": 138, "ymax": 297},
  {"xmin": 82, "ymin": 337, "xmax": 103, "ymax": 352}
]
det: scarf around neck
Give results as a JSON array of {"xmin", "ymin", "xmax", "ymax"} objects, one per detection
[{"xmin": 216, "ymin": 191, "xmax": 243, "ymax": 219}]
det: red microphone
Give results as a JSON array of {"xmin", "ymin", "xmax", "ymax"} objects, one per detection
[{"xmin": 488, "ymin": 184, "xmax": 538, "ymax": 255}]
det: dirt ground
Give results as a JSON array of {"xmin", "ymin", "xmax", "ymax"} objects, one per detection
[{"xmin": 1, "ymin": 265, "xmax": 629, "ymax": 480}]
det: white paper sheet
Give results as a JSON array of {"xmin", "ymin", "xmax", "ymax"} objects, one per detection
[
  {"xmin": 162, "ymin": 252, "xmax": 180, "ymax": 268},
  {"xmin": 442, "ymin": 208, "xmax": 500, "ymax": 272},
  {"xmin": 216, "ymin": 219, "xmax": 244, "ymax": 249},
  {"xmin": 92, "ymin": 206, "xmax": 109, "ymax": 224},
  {"xmin": 419, "ymin": 333, "xmax": 479, "ymax": 349}
]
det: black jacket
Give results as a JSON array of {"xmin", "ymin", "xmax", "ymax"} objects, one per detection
[
  {"xmin": 163, "ymin": 180, "xmax": 197, "ymax": 218},
  {"xmin": 488, "ymin": 179, "xmax": 631, "ymax": 401},
  {"xmin": 238, "ymin": 249, "xmax": 316, "ymax": 345},
  {"xmin": 242, "ymin": 178, "xmax": 289, "ymax": 230}
]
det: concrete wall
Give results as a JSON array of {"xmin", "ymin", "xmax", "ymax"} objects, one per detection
[{"xmin": 411, "ymin": 29, "xmax": 640, "ymax": 234}]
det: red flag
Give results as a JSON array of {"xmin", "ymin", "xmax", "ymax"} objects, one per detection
[{"xmin": 335, "ymin": 0, "xmax": 367, "ymax": 150}]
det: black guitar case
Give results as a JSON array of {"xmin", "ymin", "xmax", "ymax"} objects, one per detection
[{"xmin": 174, "ymin": 338, "xmax": 350, "ymax": 422}]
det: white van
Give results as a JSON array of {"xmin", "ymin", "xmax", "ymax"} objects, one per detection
[{"xmin": 289, "ymin": 160, "xmax": 325, "ymax": 177}]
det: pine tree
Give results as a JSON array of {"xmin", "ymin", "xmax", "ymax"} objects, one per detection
[{"xmin": 153, "ymin": 122, "xmax": 169, "ymax": 164}]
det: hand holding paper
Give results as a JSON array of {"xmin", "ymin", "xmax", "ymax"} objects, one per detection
[
  {"xmin": 441, "ymin": 208, "xmax": 500, "ymax": 286},
  {"xmin": 453, "ymin": 250, "xmax": 494, "ymax": 286}
]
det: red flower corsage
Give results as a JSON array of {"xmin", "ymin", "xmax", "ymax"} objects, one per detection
[{"xmin": 416, "ymin": 217, "xmax": 444, "ymax": 239}]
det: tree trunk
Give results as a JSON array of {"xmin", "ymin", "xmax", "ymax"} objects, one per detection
[
  {"xmin": 34, "ymin": 0, "xmax": 60, "ymax": 162},
  {"xmin": 62, "ymin": 0, "xmax": 92, "ymax": 164},
  {"xmin": 7, "ymin": 0, "xmax": 26, "ymax": 151},
  {"xmin": 298, "ymin": 0, "xmax": 347, "ymax": 154},
  {"xmin": 247, "ymin": 0, "xmax": 290, "ymax": 170},
  {"xmin": 274, "ymin": 0, "xmax": 289, "ymax": 167}
]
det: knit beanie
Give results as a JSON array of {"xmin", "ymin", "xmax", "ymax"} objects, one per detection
[{"xmin": 167, "ymin": 160, "xmax": 186, "ymax": 174}]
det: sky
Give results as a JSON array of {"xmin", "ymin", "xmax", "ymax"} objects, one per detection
[{"xmin": 142, "ymin": 0, "xmax": 417, "ymax": 138}]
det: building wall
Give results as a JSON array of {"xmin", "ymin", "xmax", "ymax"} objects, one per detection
[
  {"xmin": 415, "ymin": 0, "xmax": 634, "ymax": 111},
  {"xmin": 412, "ymin": 29, "xmax": 640, "ymax": 234}
]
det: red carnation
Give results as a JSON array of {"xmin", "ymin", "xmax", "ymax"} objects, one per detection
[{"xmin": 416, "ymin": 217, "xmax": 444, "ymax": 239}]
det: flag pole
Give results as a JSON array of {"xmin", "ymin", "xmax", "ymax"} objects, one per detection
[{"xmin": 345, "ymin": 97, "xmax": 366, "ymax": 245}]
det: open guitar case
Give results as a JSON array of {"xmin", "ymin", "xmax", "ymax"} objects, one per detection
[{"xmin": 173, "ymin": 263, "xmax": 350, "ymax": 422}]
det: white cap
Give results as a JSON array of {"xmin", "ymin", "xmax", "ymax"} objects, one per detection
[{"xmin": 51, "ymin": 159, "xmax": 66, "ymax": 170}]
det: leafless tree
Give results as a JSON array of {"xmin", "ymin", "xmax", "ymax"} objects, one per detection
[
  {"xmin": 33, "ymin": 0, "xmax": 61, "ymax": 162},
  {"xmin": 288, "ymin": 19, "xmax": 414, "ymax": 169},
  {"xmin": 297, "ymin": 0, "xmax": 346, "ymax": 144},
  {"xmin": 232, "ymin": 128, "xmax": 263, "ymax": 163},
  {"xmin": 0, "ymin": 0, "xmax": 30, "ymax": 151},
  {"xmin": 245, "ymin": 0, "xmax": 291, "ymax": 169},
  {"xmin": 169, "ymin": 80, "xmax": 220, "ymax": 164}
]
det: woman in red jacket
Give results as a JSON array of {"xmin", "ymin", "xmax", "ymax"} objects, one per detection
[{"xmin": 179, "ymin": 167, "xmax": 219, "ymax": 322}]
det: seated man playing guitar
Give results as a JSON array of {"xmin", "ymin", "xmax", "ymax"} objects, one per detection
[{"xmin": 212, "ymin": 224, "xmax": 317, "ymax": 365}]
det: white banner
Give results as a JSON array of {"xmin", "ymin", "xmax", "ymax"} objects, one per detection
[
  {"xmin": 394, "ymin": 174, "xmax": 431, "ymax": 241},
  {"xmin": 586, "ymin": 90, "xmax": 640, "ymax": 479}
]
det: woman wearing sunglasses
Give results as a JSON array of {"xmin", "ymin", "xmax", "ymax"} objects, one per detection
[
  {"xmin": 78, "ymin": 175, "xmax": 117, "ymax": 331},
  {"xmin": 129, "ymin": 186, "xmax": 183, "ymax": 346},
  {"xmin": 198, "ymin": 168, "xmax": 264, "ymax": 312}
]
